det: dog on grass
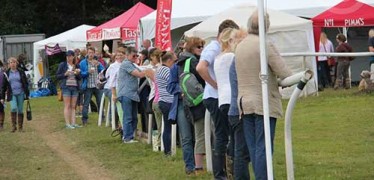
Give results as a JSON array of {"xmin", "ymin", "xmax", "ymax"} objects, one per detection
[{"xmin": 358, "ymin": 70, "xmax": 374, "ymax": 92}]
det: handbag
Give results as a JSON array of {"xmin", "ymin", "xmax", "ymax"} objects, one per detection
[
  {"xmin": 323, "ymin": 44, "xmax": 336, "ymax": 66},
  {"xmin": 327, "ymin": 57, "xmax": 336, "ymax": 66},
  {"xmin": 57, "ymin": 89, "xmax": 63, "ymax": 101},
  {"xmin": 26, "ymin": 100, "xmax": 32, "ymax": 121}
]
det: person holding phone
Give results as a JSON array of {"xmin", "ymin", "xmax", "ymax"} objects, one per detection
[{"xmin": 57, "ymin": 50, "xmax": 82, "ymax": 129}]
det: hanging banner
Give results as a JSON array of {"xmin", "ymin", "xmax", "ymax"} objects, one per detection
[
  {"xmin": 45, "ymin": 44, "xmax": 62, "ymax": 55},
  {"xmin": 155, "ymin": 0, "xmax": 172, "ymax": 51},
  {"xmin": 121, "ymin": 27, "xmax": 138, "ymax": 47}
]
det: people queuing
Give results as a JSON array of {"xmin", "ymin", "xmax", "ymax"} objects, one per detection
[
  {"xmin": 168, "ymin": 37, "xmax": 206, "ymax": 175},
  {"xmin": 56, "ymin": 50, "xmax": 82, "ymax": 129},
  {"xmin": 236, "ymin": 11, "xmax": 293, "ymax": 180},
  {"xmin": 0, "ymin": 57, "xmax": 30, "ymax": 132},
  {"xmin": 214, "ymin": 27, "xmax": 250, "ymax": 179},
  {"xmin": 196, "ymin": 19, "xmax": 239, "ymax": 179}
]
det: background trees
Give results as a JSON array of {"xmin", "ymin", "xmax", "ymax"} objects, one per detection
[{"xmin": 0, "ymin": 0, "xmax": 157, "ymax": 37}]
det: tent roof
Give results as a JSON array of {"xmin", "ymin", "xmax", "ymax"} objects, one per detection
[
  {"xmin": 87, "ymin": 2, "xmax": 154, "ymax": 41},
  {"xmin": 34, "ymin": 24, "xmax": 94, "ymax": 49},
  {"xmin": 185, "ymin": 4, "xmax": 312, "ymax": 39},
  {"xmin": 312, "ymin": 0, "xmax": 374, "ymax": 27},
  {"xmin": 90, "ymin": 2, "xmax": 153, "ymax": 31},
  {"xmin": 140, "ymin": 0, "xmax": 249, "ymax": 40}
]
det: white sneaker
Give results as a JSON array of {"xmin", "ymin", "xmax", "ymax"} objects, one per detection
[
  {"xmin": 65, "ymin": 124, "xmax": 75, "ymax": 129},
  {"xmin": 123, "ymin": 139, "xmax": 138, "ymax": 144}
]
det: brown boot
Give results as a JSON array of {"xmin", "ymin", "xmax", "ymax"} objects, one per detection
[
  {"xmin": 344, "ymin": 79, "xmax": 351, "ymax": 89},
  {"xmin": 334, "ymin": 79, "xmax": 341, "ymax": 90},
  {"xmin": 0, "ymin": 112, "xmax": 4, "ymax": 130},
  {"xmin": 11, "ymin": 112, "xmax": 17, "ymax": 133},
  {"xmin": 18, "ymin": 113, "xmax": 24, "ymax": 132}
]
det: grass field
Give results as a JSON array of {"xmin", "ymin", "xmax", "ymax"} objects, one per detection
[{"xmin": 0, "ymin": 88, "xmax": 373, "ymax": 179}]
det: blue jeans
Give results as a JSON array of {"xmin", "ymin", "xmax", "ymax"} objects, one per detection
[
  {"xmin": 119, "ymin": 96, "xmax": 138, "ymax": 141},
  {"xmin": 177, "ymin": 100, "xmax": 195, "ymax": 171},
  {"xmin": 158, "ymin": 101, "xmax": 172, "ymax": 155},
  {"xmin": 10, "ymin": 93, "xmax": 25, "ymax": 113},
  {"xmin": 82, "ymin": 88, "xmax": 103, "ymax": 123},
  {"xmin": 243, "ymin": 114, "xmax": 277, "ymax": 180},
  {"xmin": 318, "ymin": 61, "xmax": 330, "ymax": 88},
  {"xmin": 204, "ymin": 98, "xmax": 229, "ymax": 179},
  {"xmin": 204, "ymin": 98, "xmax": 229, "ymax": 155},
  {"xmin": 229, "ymin": 115, "xmax": 250, "ymax": 180}
]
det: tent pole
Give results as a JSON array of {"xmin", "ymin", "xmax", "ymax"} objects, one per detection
[
  {"xmin": 343, "ymin": 27, "xmax": 352, "ymax": 88},
  {"xmin": 258, "ymin": 0, "xmax": 274, "ymax": 179}
]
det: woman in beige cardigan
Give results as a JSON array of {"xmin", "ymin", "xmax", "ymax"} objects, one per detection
[{"xmin": 235, "ymin": 10, "xmax": 292, "ymax": 180}]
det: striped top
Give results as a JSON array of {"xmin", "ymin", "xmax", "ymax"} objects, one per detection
[{"xmin": 156, "ymin": 65, "xmax": 174, "ymax": 103}]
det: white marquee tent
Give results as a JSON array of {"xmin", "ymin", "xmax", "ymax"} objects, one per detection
[
  {"xmin": 33, "ymin": 24, "xmax": 95, "ymax": 85},
  {"xmin": 139, "ymin": 0, "xmax": 249, "ymax": 47},
  {"xmin": 185, "ymin": 4, "xmax": 318, "ymax": 98}
]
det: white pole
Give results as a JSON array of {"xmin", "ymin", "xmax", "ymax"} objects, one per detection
[
  {"xmin": 171, "ymin": 124, "xmax": 177, "ymax": 156},
  {"xmin": 204, "ymin": 110, "xmax": 213, "ymax": 172},
  {"xmin": 105, "ymin": 99, "xmax": 110, "ymax": 127},
  {"xmin": 98, "ymin": 94, "xmax": 105, "ymax": 126},
  {"xmin": 111, "ymin": 98, "xmax": 116, "ymax": 130},
  {"xmin": 284, "ymin": 71, "xmax": 313, "ymax": 180},
  {"xmin": 147, "ymin": 114, "xmax": 153, "ymax": 144},
  {"xmin": 161, "ymin": 116, "xmax": 165, "ymax": 151},
  {"xmin": 257, "ymin": 0, "xmax": 274, "ymax": 179}
]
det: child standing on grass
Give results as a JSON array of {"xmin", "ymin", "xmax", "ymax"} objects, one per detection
[
  {"xmin": 0, "ymin": 60, "xmax": 5, "ymax": 130},
  {"xmin": 0, "ymin": 57, "xmax": 30, "ymax": 132}
]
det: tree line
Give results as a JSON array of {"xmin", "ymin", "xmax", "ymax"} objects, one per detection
[{"xmin": 0, "ymin": 0, "xmax": 156, "ymax": 37}]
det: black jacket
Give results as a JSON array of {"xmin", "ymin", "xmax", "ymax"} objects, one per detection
[
  {"xmin": 1, "ymin": 68, "xmax": 30, "ymax": 101},
  {"xmin": 56, "ymin": 61, "xmax": 81, "ymax": 89}
]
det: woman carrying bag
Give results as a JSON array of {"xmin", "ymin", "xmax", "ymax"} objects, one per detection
[{"xmin": 0, "ymin": 57, "xmax": 30, "ymax": 132}]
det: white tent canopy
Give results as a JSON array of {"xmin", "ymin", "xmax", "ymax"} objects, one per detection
[
  {"xmin": 33, "ymin": 24, "xmax": 95, "ymax": 85},
  {"xmin": 245, "ymin": 0, "xmax": 374, "ymax": 18},
  {"xmin": 185, "ymin": 4, "xmax": 318, "ymax": 98},
  {"xmin": 139, "ymin": 0, "xmax": 249, "ymax": 42}
]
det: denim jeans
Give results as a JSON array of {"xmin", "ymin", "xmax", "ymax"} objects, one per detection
[
  {"xmin": 119, "ymin": 96, "xmax": 138, "ymax": 141},
  {"xmin": 10, "ymin": 93, "xmax": 25, "ymax": 113},
  {"xmin": 243, "ymin": 114, "xmax": 277, "ymax": 180},
  {"xmin": 317, "ymin": 61, "xmax": 331, "ymax": 88},
  {"xmin": 203, "ymin": 98, "xmax": 229, "ymax": 155},
  {"xmin": 229, "ymin": 115, "xmax": 250, "ymax": 180},
  {"xmin": 158, "ymin": 101, "xmax": 172, "ymax": 155},
  {"xmin": 177, "ymin": 100, "xmax": 195, "ymax": 171},
  {"xmin": 104, "ymin": 88, "xmax": 119, "ymax": 126},
  {"xmin": 82, "ymin": 88, "xmax": 103, "ymax": 123},
  {"xmin": 204, "ymin": 98, "xmax": 229, "ymax": 179}
]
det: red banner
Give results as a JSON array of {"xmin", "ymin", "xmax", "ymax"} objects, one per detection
[{"xmin": 155, "ymin": 0, "xmax": 172, "ymax": 51}]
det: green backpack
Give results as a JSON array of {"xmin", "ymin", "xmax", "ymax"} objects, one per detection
[{"xmin": 179, "ymin": 58, "xmax": 204, "ymax": 107}]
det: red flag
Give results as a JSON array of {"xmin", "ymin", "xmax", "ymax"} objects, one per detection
[{"xmin": 155, "ymin": 0, "xmax": 172, "ymax": 51}]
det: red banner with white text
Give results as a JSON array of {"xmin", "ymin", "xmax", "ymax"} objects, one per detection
[{"xmin": 155, "ymin": 0, "xmax": 172, "ymax": 51}]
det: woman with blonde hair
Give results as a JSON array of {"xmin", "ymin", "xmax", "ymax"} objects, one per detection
[
  {"xmin": 318, "ymin": 32, "xmax": 334, "ymax": 89},
  {"xmin": 214, "ymin": 28, "xmax": 250, "ymax": 179},
  {"xmin": 1, "ymin": 57, "xmax": 30, "ymax": 132}
]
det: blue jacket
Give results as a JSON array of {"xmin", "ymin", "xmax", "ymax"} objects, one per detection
[
  {"xmin": 166, "ymin": 63, "xmax": 180, "ymax": 123},
  {"xmin": 56, "ymin": 61, "xmax": 81, "ymax": 89},
  {"xmin": 79, "ymin": 58, "xmax": 104, "ymax": 90}
]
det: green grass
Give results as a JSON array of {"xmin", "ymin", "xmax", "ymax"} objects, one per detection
[{"xmin": 0, "ymin": 89, "xmax": 373, "ymax": 179}]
